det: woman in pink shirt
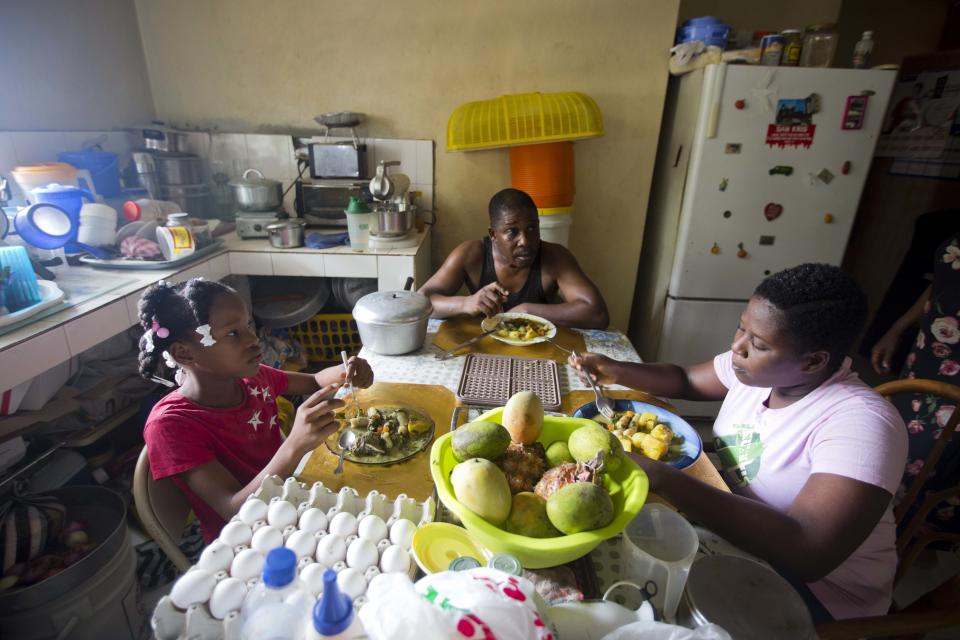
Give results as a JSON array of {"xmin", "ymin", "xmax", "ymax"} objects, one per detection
[{"xmin": 573, "ymin": 264, "xmax": 907, "ymax": 621}]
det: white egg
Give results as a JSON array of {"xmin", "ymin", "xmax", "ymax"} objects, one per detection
[
  {"xmin": 379, "ymin": 545, "xmax": 411, "ymax": 574},
  {"xmin": 328, "ymin": 511, "xmax": 359, "ymax": 537},
  {"xmin": 357, "ymin": 515, "xmax": 387, "ymax": 542},
  {"xmin": 300, "ymin": 563, "xmax": 329, "ymax": 596},
  {"xmin": 267, "ymin": 500, "xmax": 298, "ymax": 529},
  {"xmin": 250, "ymin": 525, "xmax": 283, "ymax": 554},
  {"xmin": 237, "ymin": 499, "xmax": 268, "ymax": 526},
  {"xmin": 389, "ymin": 519, "xmax": 416, "ymax": 549},
  {"xmin": 208, "ymin": 577, "xmax": 246, "ymax": 619},
  {"xmin": 230, "ymin": 548, "xmax": 264, "ymax": 582},
  {"xmin": 346, "ymin": 538, "xmax": 377, "ymax": 570},
  {"xmin": 298, "ymin": 508, "xmax": 328, "ymax": 534},
  {"xmin": 196, "ymin": 541, "xmax": 234, "ymax": 573},
  {"xmin": 315, "ymin": 534, "xmax": 347, "ymax": 566},
  {"xmin": 220, "ymin": 521, "xmax": 253, "ymax": 547},
  {"xmin": 285, "ymin": 530, "xmax": 318, "ymax": 559},
  {"xmin": 337, "ymin": 567, "xmax": 366, "ymax": 599},
  {"xmin": 171, "ymin": 569, "xmax": 216, "ymax": 609}
]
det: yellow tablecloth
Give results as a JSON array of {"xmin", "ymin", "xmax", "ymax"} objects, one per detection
[{"xmin": 432, "ymin": 316, "xmax": 586, "ymax": 364}]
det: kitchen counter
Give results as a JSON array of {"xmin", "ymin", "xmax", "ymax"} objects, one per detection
[{"xmin": 0, "ymin": 229, "xmax": 430, "ymax": 394}]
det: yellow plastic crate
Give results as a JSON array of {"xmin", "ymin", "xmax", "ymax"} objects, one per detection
[
  {"xmin": 287, "ymin": 313, "xmax": 362, "ymax": 363},
  {"xmin": 447, "ymin": 91, "xmax": 604, "ymax": 151}
]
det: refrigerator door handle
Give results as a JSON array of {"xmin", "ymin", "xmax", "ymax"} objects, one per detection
[{"xmin": 705, "ymin": 62, "xmax": 728, "ymax": 138}]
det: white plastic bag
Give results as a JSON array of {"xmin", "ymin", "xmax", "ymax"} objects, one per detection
[
  {"xmin": 360, "ymin": 569, "xmax": 554, "ymax": 640},
  {"xmin": 601, "ymin": 620, "xmax": 732, "ymax": 640}
]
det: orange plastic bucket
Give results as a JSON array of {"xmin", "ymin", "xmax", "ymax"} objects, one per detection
[{"xmin": 509, "ymin": 142, "xmax": 575, "ymax": 209}]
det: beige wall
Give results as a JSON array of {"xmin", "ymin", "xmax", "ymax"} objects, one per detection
[
  {"xmin": 678, "ymin": 0, "xmax": 842, "ymax": 35},
  {"xmin": 135, "ymin": 0, "xmax": 680, "ymax": 330},
  {"xmin": 0, "ymin": 0, "xmax": 154, "ymax": 130},
  {"xmin": 835, "ymin": 0, "xmax": 950, "ymax": 68}
]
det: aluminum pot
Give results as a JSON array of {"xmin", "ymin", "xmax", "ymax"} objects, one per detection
[
  {"xmin": 141, "ymin": 128, "xmax": 190, "ymax": 153},
  {"xmin": 352, "ymin": 281, "xmax": 432, "ymax": 354},
  {"xmin": 153, "ymin": 153, "xmax": 205, "ymax": 185},
  {"xmin": 230, "ymin": 169, "xmax": 283, "ymax": 211},
  {"xmin": 376, "ymin": 206, "xmax": 415, "ymax": 237},
  {"xmin": 265, "ymin": 218, "xmax": 306, "ymax": 248}
]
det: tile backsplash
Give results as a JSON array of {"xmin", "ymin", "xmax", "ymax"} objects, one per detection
[{"xmin": 0, "ymin": 130, "xmax": 435, "ymax": 215}]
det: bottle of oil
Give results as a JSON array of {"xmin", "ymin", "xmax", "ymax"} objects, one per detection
[{"xmin": 852, "ymin": 31, "xmax": 874, "ymax": 69}]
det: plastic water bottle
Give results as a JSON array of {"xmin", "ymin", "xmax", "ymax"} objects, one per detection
[
  {"xmin": 852, "ymin": 30, "xmax": 873, "ymax": 69},
  {"xmin": 308, "ymin": 570, "xmax": 364, "ymax": 639},
  {"xmin": 240, "ymin": 547, "xmax": 314, "ymax": 640}
]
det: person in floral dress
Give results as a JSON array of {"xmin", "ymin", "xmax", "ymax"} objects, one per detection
[{"xmin": 871, "ymin": 234, "xmax": 960, "ymax": 535}]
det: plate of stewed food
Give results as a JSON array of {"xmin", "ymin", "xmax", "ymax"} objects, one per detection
[
  {"xmin": 572, "ymin": 399, "xmax": 702, "ymax": 470},
  {"xmin": 480, "ymin": 312, "xmax": 557, "ymax": 346},
  {"xmin": 326, "ymin": 404, "xmax": 435, "ymax": 465}
]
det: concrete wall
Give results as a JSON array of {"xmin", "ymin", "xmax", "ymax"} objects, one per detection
[
  {"xmin": 0, "ymin": 0, "xmax": 154, "ymax": 130},
  {"xmin": 134, "ymin": 0, "xmax": 681, "ymax": 330}
]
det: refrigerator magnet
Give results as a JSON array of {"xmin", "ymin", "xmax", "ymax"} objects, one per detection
[
  {"xmin": 764, "ymin": 203, "xmax": 783, "ymax": 221},
  {"xmin": 719, "ymin": 178, "xmax": 729, "ymax": 191},
  {"xmin": 817, "ymin": 168, "xmax": 835, "ymax": 184},
  {"xmin": 841, "ymin": 161, "xmax": 852, "ymax": 175},
  {"xmin": 710, "ymin": 242, "xmax": 721, "ymax": 255},
  {"xmin": 842, "ymin": 95, "xmax": 869, "ymax": 130},
  {"xmin": 735, "ymin": 99, "xmax": 747, "ymax": 110},
  {"xmin": 737, "ymin": 243, "xmax": 748, "ymax": 258},
  {"xmin": 725, "ymin": 143, "xmax": 742, "ymax": 154},
  {"xmin": 824, "ymin": 213, "xmax": 834, "ymax": 224},
  {"xmin": 769, "ymin": 165, "xmax": 794, "ymax": 176}
]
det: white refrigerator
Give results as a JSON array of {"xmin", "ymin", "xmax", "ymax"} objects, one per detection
[{"xmin": 651, "ymin": 64, "xmax": 895, "ymax": 416}]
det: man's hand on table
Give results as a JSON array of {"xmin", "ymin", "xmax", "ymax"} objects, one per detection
[
  {"xmin": 463, "ymin": 282, "xmax": 509, "ymax": 318},
  {"xmin": 568, "ymin": 351, "xmax": 619, "ymax": 385}
]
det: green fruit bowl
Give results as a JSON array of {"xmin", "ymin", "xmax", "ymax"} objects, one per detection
[{"xmin": 430, "ymin": 407, "xmax": 649, "ymax": 569}]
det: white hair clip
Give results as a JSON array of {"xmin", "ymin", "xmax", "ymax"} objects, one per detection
[
  {"xmin": 143, "ymin": 330, "xmax": 155, "ymax": 353},
  {"xmin": 196, "ymin": 324, "xmax": 216, "ymax": 347},
  {"xmin": 150, "ymin": 375, "xmax": 176, "ymax": 388},
  {"xmin": 162, "ymin": 350, "xmax": 178, "ymax": 370}
]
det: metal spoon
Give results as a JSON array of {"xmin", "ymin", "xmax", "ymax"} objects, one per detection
[
  {"xmin": 572, "ymin": 350, "xmax": 615, "ymax": 419},
  {"xmin": 340, "ymin": 350, "xmax": 360, "ymax": 417},
  {"xmin": 334, "ymin": 429, "xmax": 357, "ymax": 476}
]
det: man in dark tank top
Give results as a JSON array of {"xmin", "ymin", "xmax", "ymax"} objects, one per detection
[{"xmin": 419, "ymin": 189, "xmax": 609, "ymax": 329}]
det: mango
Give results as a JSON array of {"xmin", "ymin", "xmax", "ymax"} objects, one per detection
[
  {"xmin": 506, "ymin": 492, "xmax": 560, "ymax": 538},
  {"xmin": 545, "ymin": 441, "xmax": 575, "ymax": 468},
  {"xmin": 450, "ymin": 458, "xmax": 512, "ymax": 525},
  {"xmin": 452, "ymin": 420, "xmax": 511, "ymax": 462},
  {"xmin": 546, "ymin": 482, "xmax": 614, "ymax": 534},
  {"xmin": 568, "ymin": 423, "xmax": 624, "ymax": 472},
  {"xmin": 502, "ymin": 391, "xmax": 544, "ymax": 444}
]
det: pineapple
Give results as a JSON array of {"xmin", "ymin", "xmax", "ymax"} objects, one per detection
[
  {"xmin": 496, "ymin": 442, "xmax": 548, "ymax": 494},
  {"xmin": 650, "ymin": 424, "xmax": 674, "ymax": 444},
  {"xmin": 638, "ymin": 434, "xmax": 668, "ymax": 461}
]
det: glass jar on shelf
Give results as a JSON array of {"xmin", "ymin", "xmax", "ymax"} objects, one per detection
[{"xmin": 799, "ymin": 23, "xmax": 838, "ymax": 67}]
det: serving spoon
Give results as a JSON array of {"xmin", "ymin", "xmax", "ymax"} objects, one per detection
[{"xmin": 334, "ymin": 429, "xmax": 357, "ymax": 476}]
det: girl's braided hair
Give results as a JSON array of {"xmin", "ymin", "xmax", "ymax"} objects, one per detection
[{"xmin": 136, "ymin": 278, "xmax": 235, "ymax": 383}]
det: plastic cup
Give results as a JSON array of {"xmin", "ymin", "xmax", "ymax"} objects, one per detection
[
  {"xmin": 346, "ymin": 212, "xmax": 375, "ymax": 251},
  {"xmin": 622, "ymin": 503, "xmax": 699, "ymax": 622}
]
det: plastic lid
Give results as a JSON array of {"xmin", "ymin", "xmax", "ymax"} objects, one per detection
[
  {"xmin": 122, "ymin": 201, "xmax": 142, "ymax": 221},
  {"xmin": 449, "ymin": 556, "xmax": 482, "ymax": 571},
  {"xmin": 313, "ymin": 569, "xmax": 354, "ymax": 636},
  {"xmin": 862, "ymin": 30, "xmax": 873, "ymax": 39},
  {"xmin": 682, "ymin": 16, "xmax": 725, "ymax": 26},
  {"xmin": 781, "ymin": 29, "xmax": 802, "ymax": 35},
  {"xmin": 30, "ymin": 183, "xmax": 79, "ymax": 194},
  {"xmin": 412, "ymin": 523, "xmax": 490, "ymax": 574},
  {"xmin": 345, "ymin": 196, "xmax": 371, "ymax": 214},
  {"xmin": 262, "ymin": 547, "xmax": 297, "ymax": 587},
  {"xmin": 488, "ymin": 553, "xmax": 523, "ymax": 576}
]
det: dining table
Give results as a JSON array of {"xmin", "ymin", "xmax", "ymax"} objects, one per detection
[{"xmin": 297, "ymin": 317, "xmax": 729, "ymax": 499}]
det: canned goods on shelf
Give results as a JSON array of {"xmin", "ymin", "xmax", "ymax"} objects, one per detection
[{"xmin": 760, "ymin": 34, "xmax": 784, "ymax": 65}]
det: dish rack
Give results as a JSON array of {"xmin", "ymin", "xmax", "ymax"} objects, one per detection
[
  {"xmin": 286, "ymin": 313, "xmax": 362, "ymax": 362},
  {"xmin": 151, "ymin": 475, "xmax": 435, "ymax": 640}
]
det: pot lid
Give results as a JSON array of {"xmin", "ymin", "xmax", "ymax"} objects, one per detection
[
  {"xmin": 265, "ymin": 219, "xmax": 306, "ymax": 231},
  {"xmin": 229, "ymin": 168, "xmax": 281, "ymax": 189},
  {"xmin": 251, "ymin": 276, "xmax": 330, "ymax": 329},
  {"xmin": 353, "ymin": 290, "xmax": 432, "ymax": 325},
  {"xmin": 682, "ymin": 555, "xmax": 814, "ymax": 639}
]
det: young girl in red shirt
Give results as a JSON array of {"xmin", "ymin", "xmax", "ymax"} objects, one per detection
[{"xmin": 138, "ymin": 278, "xmax": 373, "ymax": 541}]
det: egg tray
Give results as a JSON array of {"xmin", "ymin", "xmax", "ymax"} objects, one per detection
[
  {"xmin": 151, "ymin": 475, "xmax": 435, "ymax": 640},
  {"xmin": 456, "ymin": 354, "xmax": 561, "ymax": 410}
]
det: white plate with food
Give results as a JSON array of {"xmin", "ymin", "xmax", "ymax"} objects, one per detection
[{"xmin": 480, "ymin": 312, "xmax": 557, "ymax": 346}]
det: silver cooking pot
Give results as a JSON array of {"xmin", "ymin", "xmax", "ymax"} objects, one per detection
[
  {"xmin": 352, "ymin": 279, "xmax": 432, "ymax": 355},
  {"xmin": 140, "ymin": 128, "xmax": 190, "ymax": 153},
  {"xmin": 153, "ymin": 153, "xmax": 205, "ymax": 185},
  {"xmin": 230, "ymin": 169, "xmax": 283, "ymax": 211},
  {"xmin": 376, "ymin": 205, "xmax": 415, "ymax": 237},
  {"xmin": 265, "ymin": 218, "xmax": 306, "ymax": 248}
]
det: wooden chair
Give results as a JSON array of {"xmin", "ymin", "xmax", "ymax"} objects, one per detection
[
  {"xmin": 133, "ymin": 446, "xmax": 192, "ymax": 572},
  {"xmin": 816, "ymin": 379, "xmax": 960, "ymax": 639}
]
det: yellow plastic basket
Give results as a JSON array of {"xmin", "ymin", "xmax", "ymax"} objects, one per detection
[
  {"xmin": 447, "ymin": 91, "xmax": 604, "ymax": 151},
  {"xmin": 287, "ymin": 313, "xmax": 362, "ymax": 363}
]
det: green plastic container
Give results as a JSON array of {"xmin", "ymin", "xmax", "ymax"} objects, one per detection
[{"xmin": 430, "ymin": 407, "xmax": 649, "ymax": 568}]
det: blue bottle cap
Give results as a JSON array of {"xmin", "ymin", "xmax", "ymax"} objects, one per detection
[
  {"xmin": 262, "ymin": 547, "xmax": 297, "ymax": 587},
  {"xmin": 313, "ymin": 569, "xmax": 354, "ymax": 636}
]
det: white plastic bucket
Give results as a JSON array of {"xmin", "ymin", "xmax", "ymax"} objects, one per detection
[
  {"xmin": 622, "ymin": 503, "xmax": 699, "ymax": 622},
  {"xmin": 538, "ymin": 213, "xmax": 573, "ymax": 247}
]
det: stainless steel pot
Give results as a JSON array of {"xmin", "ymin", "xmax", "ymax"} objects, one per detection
[
  {"xmin": 265, "ymin": 218, "xmax": 306, "ymax": 248},
  {"xmin": 153, "ymin": 153, "xmax": 205, "ymax": 185},
  {"xmin": 230, "ymin": 168, "xmax": 283, "ymax": 211},
  {"xmin": 353, "ymin": 281, "xmax": 432, "ymax": 354},
  {"xmin": 141, "ymin": 128, "xmax": 190, "ymax": 153},
  {"xmin": 376, "ymin": 206, "xmax": 414, "ymax": 237}
]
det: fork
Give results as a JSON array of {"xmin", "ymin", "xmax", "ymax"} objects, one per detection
[{"xmin": 572, "ymin": 349, "xmax": 615, "ymax": 419}]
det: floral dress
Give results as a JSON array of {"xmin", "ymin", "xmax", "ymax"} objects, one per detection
[{"xmin": 895, "ymin": 234, "xmax": 960, "ymax": 534}]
